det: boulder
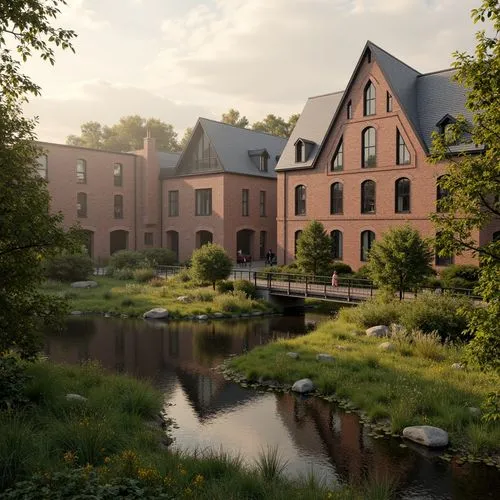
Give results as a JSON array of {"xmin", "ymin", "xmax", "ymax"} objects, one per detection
[
  {"xmin": 316, "ymin": 353, "xmax": 335, "ymax": 363},
  {"xmin": 292, "ymin": 378, "xmax": 314, "ymax": 393},
  {"xmin": 70, "ymin": 311, "xmax": 83, "ymax": 316},
  {"xmin": 213, "ymin": 312, "xmax": 225, "ymax": 319},
  {"xmin": 143, "ymin": 308, "xmax": 169, "ymax": 320},
  {"xmin": 287, "ymin": 352, "xmax": 299, "ymax": 359},
  {"xmin": 66, "ymin": 393, "xmax": 87, "ymax": 403},
  {"xmin": 379, "ymin": 342, "xmax": 395, "ymax": 351},
  {"xmin": 196, "ymin": 314, "xmax": 209, "ymax": 321},
  {"xmin": 467, "ymin": 407, "xmax": 481, "ymax": 418},
  {"xmin": 366, "ymin": 325, "xmax": 389, "ymax": 338},
  {"xmin": 402, "ymin": 425, "xmax": 449, "ymax": 448},
  {"xmin": 251, "ymin": 311, "xmax": 263, "ymax": 317},
  {"xmin": 71, "ymin": 281, "xmax": 98, "ymax": 288}
]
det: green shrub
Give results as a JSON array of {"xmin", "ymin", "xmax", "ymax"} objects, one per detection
[
  {"xmin": 190, "ymin": 289, "xmax": 216, "ymax": 302},
  {"xmin": 132, "ymin": 268, "xmax": 156, "ymax": 283},
  {"xmin": 339, "ymin": 299, "xmax": 401, "ymax": 328},
  {"xmin": 142, "ymin": 248, "xmax": 177, "ymax": 267},
  {"xmin": 400, "ymin": 292, "xmax": 472, "ymax": 341},
  {"xmin": 0, "ymin": 356, "xmax": 29, "ymax": 410},
  {"xmin": 103, "ymin": 291, "xmax": 112, "ymax": 300},
  {"xmin": 412, "ymin": 330, "xmax": 444, "ymax": 360},
  {"xmin": 121, "ymin": 298, "xmax": 135, "ymax": 307},
  {"xmin": 216, "ymin": 280, "xmax": 234, "ymax": 294},
  {"xmin": 44, "ymin": 254, "xmax": 94, "ymax": 282},
  {"xmin": 191, "ymin": 243, "xmax": 232, "ymax": 289},
  {"xmin": 422, "ymin": 276, "xmax": 443, "ymax": 289},
  {"xmin": 354, "ymin": 264, "xmax": 371, "ymax": 279},
  {"xmin": 112, "ymin": 268, "xmax": 134, "ymax": 280},
  {"xmin": 440, "ymin": 265, "xmax": 479, "ymax": 289},
  {"xmin": 325, "ymin": 261, "xmax": 353, "ymax": 275},
  {"xmin": 214, "ymin": 291, "xmax": 254, "ymax": 313},
  {"xmin": 233, "ymin": 280, "xmax": 257, "ymax": 299},
  {"xmin": 148, "ymin": 277, "xmax": 166, "ymax": 287},
  {"xmin": 108, "ymin": 250, "xmax": 144, "ymax": 271}
]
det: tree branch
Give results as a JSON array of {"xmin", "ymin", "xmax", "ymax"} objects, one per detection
[{"xmin": 0, "ymin": 241, "xmax": 58, "ymax": 256}]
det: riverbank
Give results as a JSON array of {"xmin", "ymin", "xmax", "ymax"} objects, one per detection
[
  {"xmin": 1, "ymin": 360, "xmax": 380, "ymax": 499},
  {"xmin": 40, "ymin": 276, "xmax": 275, "ymax": 319},
  {"xmin": 227, "ymin": 317, "xmax": 500, "ymax": 462}
]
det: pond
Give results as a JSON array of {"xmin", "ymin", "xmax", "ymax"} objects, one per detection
[{"xmin": 44, "ymin": 315, "xmax": 499, "ymax": 499}]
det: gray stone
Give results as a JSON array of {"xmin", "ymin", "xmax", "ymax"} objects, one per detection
[
  {"xmin": 71, "ymin": 280, "xmax": 98, "ymax": 288},
  {"xmin": 213, "ymin": 312, "xmax": 225, "ymax": 318},
  {"xmin": 468, "ymin": 407, "xmax": 481, "ymax": 418},
  {"xmin": 291, "ymin": 378, "xmax": 314, "ymax": 393},
  {"xmin": 104, "ymin": 313, "xmax": 111, "ymax": 318},
  {"xmin": 402, "ymin": 425, "xmax": 449, "ymax": 448},
  {"xmin": 366, "ymin": 325, "xmax": 390, "ymax": 338},
  {"xmin": 196, "ymin": 314, "xmax": 209, "ymax": 321},
  {"xmin": 379, "ymin": 342, "xmax": 395, "ymax": 351},
  {"xmin": 316, "ymin": 353, "xmax": 335, "ymax": 363},
  {"xmin": 70, "ymin": 311, "xmax": 82, "ymax": 316},
  {"xmin": 143, "ymin": 308, "xmax": 169, "ymax": 320},
  {"xmin": 66, "ymin": 393, "xmax": 87, "ymax": 403},
  {"xmin": 251, "ymin": 311, "xmax": 263, "ymax": 316},
  {"xmin": 241, "ymin": 313, "xmax": 250, "ymax": 318},
  {"xmin": 287, "ymin": 352, "xmax": 299, "ymax": 359},
  {"xmin": 177, "ymin": 296, "xmax": 190, "ymax": 303},
  {"xmin": 451, "ymin": 363, "xmax": 465, "ymax": 370}
]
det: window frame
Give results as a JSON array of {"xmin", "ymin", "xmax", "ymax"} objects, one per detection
[
  {"xmin": 361, "ymin": 180, "xmax": 376, "ymax": 214},
  {"xmin": 295, "ymin": 140, "xmax": 305, "ymax": 163},
  {"xmin": 77, "ymin": 192, "xmax": 87, "ymax": 218},
  {"xmin": 395, "ymin": 177, "xmax": 411, "ymax": 213},
  {"xmin": 360, "ymin": 230, "xmax": 375, "ymax": 262},
  {"xmin": 364, "ymin": 81, "xmax": 376, "ymax": 116},
  {"xmin": 37, "ymin": 155, "xmax": 48, "ymax": 180},
  {"xmin": 294, "ymin": 185, "xmax": 306, "ymax": 216},
  {"xmin": 259, "ymin": 190, "xmax": 266, "ymax": 217},
  {"xmin": 330, "ymin": 182, "xmax": 343, "ymax": 215},
  {"xmin": 195, "ymin": 188, "xmax": 212, "ymax": 216},
  {"xmin": 168, "ymin": 190, "xmax": 179, "ymax": 217},
  {"xmin": 259, "ymin": 155, "xmax": 268, "ymax": 172},
  {"xmin": 331, "ymin": 230, "xmax": 343, "ymax": 260},
  {"xmin": 396, "ymin": 130, "xmax": 411, "ymax": 165},
  {"xmin": 113, "ymin": 163, "xmax": 123, "ymax": 187},
  {"xmin": 386, "ymin": 91, "xmax": 393, "ymax": 112},
  {"xmin": 436, "ymin": 175, "xmax": 449, "ymax": 213},
  {"xmin": 294, "ymin": 230, "xmax": 303, "ymax": 257},
  {"xmin": 242, "ymin": 188, "xmax": 249, "ymax": 216},
  {"xmin": 347, "ymin": 100, "xmax": 352, "ymax": 120},
  {"xmin": 76, "ymin": 159, "xmax": 87, "ymax": 184},
  {"xmin": 114, "ymin": 194, "xmax": 124, "ymax": 219},
  {"xmin": 331, "ymin": 139, "xmax": 343, "ymax": 171},
  {"xmin": 362, "ymin": 127, "xmax": 376, "ymax": 168},
  {"xmin": 144, "ymin": 232, "xmax": 154, "ymax": 246}
]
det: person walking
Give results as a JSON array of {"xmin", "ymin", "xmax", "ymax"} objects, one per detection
[{"xmin": 331, "ymin": 270, "xmax": 338, "ymax": 287}]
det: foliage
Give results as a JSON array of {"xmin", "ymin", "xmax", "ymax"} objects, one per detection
[
  {"xmin": 190, "ymin": 244, "xmax": 232, "ymax": 290},
  {"xmin": 0, "ymin": 356, "xmax": 29, "ymax": 410},
  {"xmin": 142, "ymin": 248, "xmax": 177, "ymax": 267},
  {"xmin": 108, "ymin": 250, "xmax": 144, "ymax": 271},
  {"xmin": 367, "ymin": 225, "xmax": 434, "ymax": 299},
  {"xmin": 112, "ymin": 268, "xmax": 135, "ymax": 280},
  {"xmin": 0, "ymin": 0, "xmax": 77, "ymax": 358},
  {"xmin": 251, "ymin": 114, "xmax": 300, "ymax": 138},
  {"xmin": 255, "ymin": 445, "xmax": 288, "ymax": 481},
  {"xmin": 132, "ymin": 268, "xmax": 156, "ymax": 284},
  {"xmin": 429, "ymin": 0, "xmax": 500, "ymax": 370},
  {"xmin": 412, "ymin": 330, "xmax": 445, "ymax": 361},
  {"xmin": 215, "ymin": 280, "xmax": 234, "ymax": 294},
  {"xmin": 326, "ymin": 261, "xmax": 353, "ymax": 276},
  {"xmin": 213, "ymin": 291, "xmax": 258, "ymax": 313},
  {"xmin": 179, "ymin": 127, "xmax": 193, "ymax": 150},
  {"xmin": 295, "ymin": 221, "xmax": 332, "ymax": 276},
  {"xmin": 221, "ymin": 108, "xmax": 249, "ymax": 128},
  {"xmin": 339, "ymin": 300, "xmax": 401, "ymax": 328},
  {"xmin": 233, "ymin": 280, "xmax": 257, "ymax": 299},
  {"xmin": 481, "ymin": 391, "xmax": 500, "ymax": 424},
  {"xmin": 440, "ymin": 264, "xmax": 479, "ymax": 289},
  {"xmin": 354, "ymin": 265, "xmax": 371, "ymax": 279},
  {"xmin": 44, "ymin": 254, "xmax": 94, "ymax": 282},
  {"xmin": 67, "ymin": 115, "xmax": 180, "ymax": 152}
]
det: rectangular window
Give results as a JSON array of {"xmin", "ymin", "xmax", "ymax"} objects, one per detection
[
  {"xmin": 347, "ymin": 101, "xmax": 352, "ymax": 119},
  {"xmin": 259, "ymin": 155, "xmax": 268, "ymax": 172},
  {"xmin": 114, "ymin": 194, "xmax": 124, "ymax": 219},
  {"xmin": 37, "ymin": 155, "xmax": 48, "ymax": 180},
  {"xmin": 242, "ymin": 189, "xmax": 249, "ymax": 216},
  {"xmin": 114, "ymin": 163, "xmax": 123, "ymax": 187},
  {"xmin": 77, "ymin": 192, "xmax": 87, "ymax": 218},
  {"xmin": 386, "ymin": 92, "xmax": 393, "ymax": 112},
  {"xmin": 259, "ymin": 190, "xmax": 266, "ymax": 217},
  {"xmin": 76, "ymin": 159, "xmax": 87, "ymax": 184},
  {"xmin": 168, "ymin": 190, "xmax": 179, "ymax": 217},
  {"xmin": 195, "ymin": 189, "xmax": 212, "ymax": 216},
  {"xmin": 144, "ymin": 232, "xmax": 154, "ymax": 246}
]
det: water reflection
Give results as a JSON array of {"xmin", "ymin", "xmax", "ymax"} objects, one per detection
[{"xmin": 45, "ymin": 317, "xmax": 499, "ymax": 499}]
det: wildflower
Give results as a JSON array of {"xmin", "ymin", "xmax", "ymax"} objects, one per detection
[
  {"xmin": 63, "ymin": 450, "xmax": 77, "ymax": 465},
  {"xmin": 193, "ymin": 474, "xmax": 204, "ymax": 487},
  {"xmin": 184, "ymin": 486, "xmax": 193, "ymax": 496},
  {"xmin": 104, "ymin": 456, "xmax": 111, "ymax": 464}
]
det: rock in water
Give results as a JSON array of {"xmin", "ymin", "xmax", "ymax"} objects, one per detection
[
  {"xmin": 143, "ymin": 308, "xmax": 169, "ymax": 320},
  {"xmin": 402, "ymin": 425, "xmax": 448, "ymax": 448},
  {"xmin": 291, "ymin": 378, "xmax": 314, "ymax": 393}
]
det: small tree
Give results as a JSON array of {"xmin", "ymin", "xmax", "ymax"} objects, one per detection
[
  {"xmin": 190, "ymin": 243, "xmax": 232, "ymax": 290},
  {"xmin": 367, "ymin": 225, "xmax": 434, "ymax": 300},
  {"xmin": 295, "ymin": 221, "xmax": 332, "ymax": 276}
]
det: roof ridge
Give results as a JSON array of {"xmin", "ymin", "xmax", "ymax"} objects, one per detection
[
  {"xmin": 418, "ymin": 67, "xmax": 455, "ymax": 77},
  {"xmin": 367, "ymin": 40, "xmax": 421, "ymax": 75},
  {"xmin": 308, "ymin": 90, "xmax": 344, "ymax": 100},
  {"xmin": 37, "ymin": 141, "xmax": 137, "ymax": 156},
  {"xmin": 199, "ymin": 117, "xmax": 288, "ymax": 140}
]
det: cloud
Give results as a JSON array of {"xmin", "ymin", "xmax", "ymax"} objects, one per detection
[{"xmin": 59, "ymin": 0, "xmax": 110, "ymax": 31}]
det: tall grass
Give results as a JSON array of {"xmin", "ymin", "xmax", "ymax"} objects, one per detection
[{"xmin": 255, "ymin": 445, "xmax": 289, "ymax": 481}]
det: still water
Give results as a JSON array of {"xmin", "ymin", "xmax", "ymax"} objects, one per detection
[{"xmin": 45, "ymin": 316, "xmax": 499, "ymax": 499}]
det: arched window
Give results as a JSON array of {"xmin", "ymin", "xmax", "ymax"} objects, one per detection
[
  {"xmin": 77, "ymin": 192, "xmax": 87, "ymax": 218},
  {"xmin": 295, "ymin": 185, "xmax": 306, "ymax": 215},
  {"xmin": 361, "ymin": 180, "xmax": 376, "ymax": 214},
  {"xmin": 330, "ymin": 182, "xmax": 343, "ymax": 214},
  {"xmin": 294, "ymin": 230, "xmax": 303, "ymax": 256},
  {"xmin": 114, "ymin": 194, "xmax": 124, "ymax": 219},
  {"xmin": 396, "ymin": 130, "xmax": 411, "ymax": 165},
  {"xmin": 436, "ymin": 175, "xmax": 449, "ymax": 213},
  {"xmin": 76, "ymin": 159, "xmax": 87, "ymax": 184},
  {"xmin": 331, "ymin": 139, "xmax": 343, "ymax": 171},
  {"xmin": 364, "ymin": 81, "xmax": 376, "ymax": 116},
  {"xmin": 362, "ymin": 127, "xmax": 376, "ymax": 167},
  {"xmin": 395, "ymin": 178, "xmax": 411, "ymax": 213},
  {"xmin": 360, "ymin": 231, "xmax": 375, "ymax": 262},
  {"xmin": 331, "ymin": 230, "xmax": 343, "ymax": 260},
  {"xmin": 295, "ymin": 140, "xmax": 304, "ymax": 163}
]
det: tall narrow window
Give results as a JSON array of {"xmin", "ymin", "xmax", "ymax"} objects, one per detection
[
  {"xmin": 37, "ymin": 155, "xmax": 48, "ymax": 180},
  {"xmin": 364, "ymin": 82, "xmax": 376, "ymax": 116},
  {"xmin": 360, "ymin": 230, "xmax": 375, "ymax": 262},
  {"xmin": 295, "ymin": 185, "xmax": 306, "ymax": 215},
  {"xmin": 347, "ymin": 100, "xmax": 352, "ymax": 119},
  {"xmin": 260, "ymin": 231, "xmax": 267, "ymax": 259},
  {"xmin": 76, "ymin": 159, "xmax": 87, "ymax": 184},
  {"xmin": 331, "ymin": 230, "xmax": 343, "ymax": 260},
  {"xmin": 386, "ymin": 92, "xmax": 393, "ymax": 112},
  {"xmin": 77, "ymin": 192, "xmax": 87, "ymax": 218},
  {"xmin": 144, "ymin": 232, "xmax": 154, "ymax": 246},
  {"xmin": 259, "ymin": 190, "xmax": 266, "ymax": 217},
  {"xmin": 397, "ymin": 130, "xmax": 411, "ymax": 165},
  {"xmin": 114, "ymin": 163, "xmax": 123, "ymax": 186},
  {"xmin": 259, "ymin": 155, "xmax": 268, "ymax": 172},
  {"xmin": 114, "ymin": 194, "xmax": 123, "ymax": 219},
  {"xmin": 395, "ymin": 178, "xmax": 411, "ymax": 213},
  {"xmin": 361, "ymin": 180, "xmax": 376, "ymax": 213},
  {"xmin": 168, "ymin": 190, "xmax": 179, "ymax": 217},
  {"xmin": 362, "ymin": 127, "xmax": 376, "ymax": 167},
  {"xmin": 294, "ymin": 230, "xmax": 303, "ymax": 256},
  {"xmin": 331, "ymin": 139, "xmax": 343, "ymax": 171},
  {"xmin": 295, "ymin": 141, "xmax": 304, "ymax": 163},
  {"xmin": 195, "ymin": 189, "xmax": 212, "ymax": 216},
  {"xmin": 435, "ymin": 232, "xmax": 454, "ymax": 266},
  {"xmin": 242, "ymin": 189, "xmax": 249, "ymax": 216},
  {"xmin": 330, "ymin": 182, "xmax": 343, "ymax": 214},
  {"xmin": 436, "ymin": 175, "xmax": 449, "ymax": 213}
]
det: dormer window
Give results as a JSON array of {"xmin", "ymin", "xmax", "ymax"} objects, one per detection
[
  {"xmin": 364, "ymin": 81, "xmax": 376, "ymax": 116},
  {"xmin": 259, "ymin": 153, "xmax": 268, "ymax": 172},
  {"xmin": 436, "ymin": 114, "xmax": 456, "ymax": 137},
  {"xmin": 248, "ymin": 148, "xmax": 270, "ymax": 172},
  {"xmin": 295, "ymin": 140, "xmax": 304, "ymax": 162}
]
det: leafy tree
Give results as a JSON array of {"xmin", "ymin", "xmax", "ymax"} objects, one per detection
[
  {"xmin": 190, "ymin": 243, "xmax": 232, "ymax": 290},
  {"xmin": 179, "ymin": 127, "xmax": 193, "ymax": 150},
  {"xmin": 287, "ymin": 113, "xmax": 300, "ymax": 134},
  {"xmin": 66, "ymin": 121, "xmax": 104, "ymax": 149},
  {"xmin": 295, "ymin": 221, "xmax": 332, "ymax": 276},
  {"xmin": 367, "ymin": 225, "xmax": 434, "ymax": 300},
  {"xmin": 221, "ymin": 108, "xmax": 249, "ymax": 128},
  {"xmin": 252, "ymin": 113, "xmax": 300, "ymax": 138},
  {"xmin": 0, "ymin": 0, "xmax": 77, "ymax": 357},
  {"xmin": 430, "ymin": 0, "xmax": 500, "ymax": 370}
]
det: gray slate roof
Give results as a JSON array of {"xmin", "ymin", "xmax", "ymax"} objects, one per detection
[
  {"xmin": 277, "ymin": 41, "xmax": 475, "ymax": 172},
  {"xmin": 158, "ymin": 151, "xmax": 181, "ymax": 169}
]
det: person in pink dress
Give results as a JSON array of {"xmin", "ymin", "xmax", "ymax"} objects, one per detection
[{"xmin": 331, "ymin": 270, "xmax": 339, "ymax": 287}]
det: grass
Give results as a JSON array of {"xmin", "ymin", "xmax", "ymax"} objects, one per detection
[
  {"xmin": 228, "ymin": 317, "xmax": 500, "ymax": 456},
  {"xmin": 40, "ymin": 276, "xmax": 273, "ymax": 319},
  {"xmin": 1, "ymin": 360, "xmax": 372, "ymax": 499}
]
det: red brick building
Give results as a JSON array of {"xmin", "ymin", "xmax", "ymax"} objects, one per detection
[{"xmin": 276, "ymin": 41, "xmax": 500, "ymax": 270}]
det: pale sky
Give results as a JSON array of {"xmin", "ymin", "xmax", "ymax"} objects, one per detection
[{"xmin": 24, "ymin": 0, "xmax": 480, "ymax": 144}]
